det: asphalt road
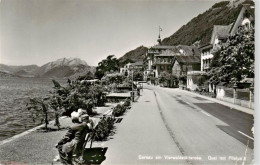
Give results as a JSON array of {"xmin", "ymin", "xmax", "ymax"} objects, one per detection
[{"xmin": 102, "ymin": 85, "xmax": 254, "ymax": 165}]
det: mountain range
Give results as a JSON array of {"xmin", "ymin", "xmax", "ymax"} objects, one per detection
[{"xmin": 0, "ymin": 58, "xmax": 95, "ymax": 78}]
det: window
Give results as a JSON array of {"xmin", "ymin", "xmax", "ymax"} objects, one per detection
[
  {"xmin": 183, "ymin": 65, "xmax": 186, "ymax": 71},
  {"xmin": 187, "ymin": 66, "xmax": 192, "ymax": 71}
]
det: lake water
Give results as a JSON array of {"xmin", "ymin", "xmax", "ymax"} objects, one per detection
[{"xmin": 0, "ymin": 77, "xmax": 66, "ymax": 141}]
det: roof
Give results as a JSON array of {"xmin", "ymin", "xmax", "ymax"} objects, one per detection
[
  {"xmin": 131, "ymin": 61, "xmax": 143, "ymax": 66},
  {"xmin": 230, "ymin": 4, "xmax": 254, "ymax": 35},
  {"xmin": 211, "ymin": 24, "xmax": 232, "ymax": 44},
  {"xmin": 178, "ymin": 45, "xmax": 201, "ymax": 56},
  {"xmin": 155, "ymin": 49, "xmax": 179, "ymax": 57},
  {"xmin": 151, "ymin": 45, "xmax": 200, "ymax": 56},
  {"xmin": 199, "ymin": 43, "xmax": 213, "ymax": 50},
  {"xmin": 243, "ymin": 4, "xmax": 255, "ymax": 18},
  {"xmin": 175, "ymin": 55, "xmax": 201, "ymax": 64},
  {"xmin": 151, "ymin": 45, "xmax": 177, "ymax": 49}
]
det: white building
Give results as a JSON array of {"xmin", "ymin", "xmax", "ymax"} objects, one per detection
[{"xmin": 120, "ymin": 62, "xmax": 143, "ymax": 77}]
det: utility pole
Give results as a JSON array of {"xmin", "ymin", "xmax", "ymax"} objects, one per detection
[{"xmin": 132, "ymin": 67, "xmax": 134, "ymax": 102}]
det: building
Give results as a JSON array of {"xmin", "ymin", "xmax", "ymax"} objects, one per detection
[
  {"xmin": 187, "ymin": 71, "xmax": 207, "ymax": 91},
  {"xmin": 200, "ymin": 24, "xmax": 232, "ymax": 72},
  {"xmin": 190, "ymin": 2, "xmax": 255, "ymax": 92},
  {"xmin": 143, "ymin": 45, "xmax": 177, "ymax": 79},
  {"xmin": 230, "ymin": 3, "xmax": 254, "ymax": 35},
  {"xmin": 172, "ymin": 55, "xmax": 201, "ymax": 77},
  {"xmin": 120, "ymin": 61, "xmax": 143, "ymax": 77},
  {"xmin": 200, "ymin": 3, "xmax": 254, "ymax": 73},
  {"xmin": 143, "ymin": 34, "xmax": 200, "ymax": 82}
]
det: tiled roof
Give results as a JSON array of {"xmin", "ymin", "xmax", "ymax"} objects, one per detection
[
  {"xmin": 175, "ymin": 55, "xmax": 201, "ymax": 64},
  {"xmin": 213, "ymin": 24, "xmax": 232, "ymax": 39}
]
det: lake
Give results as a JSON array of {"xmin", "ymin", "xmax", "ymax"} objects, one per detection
[{"xmin": 0, "ymin": 77, "xmax": 67, "ymax": 141}]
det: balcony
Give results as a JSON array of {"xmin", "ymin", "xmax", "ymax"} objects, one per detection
[
  {"xmin": 203, "ymin": 64, "xmax": 210, "ymax": 69},
  {"xmin": 210, "ymin": 48, "xmax": 219, "ymax": 54}
]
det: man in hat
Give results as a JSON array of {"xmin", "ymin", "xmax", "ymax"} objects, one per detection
[{"xmin": 55, "ymin": 114, "xmax": 94, "ymax": 164}]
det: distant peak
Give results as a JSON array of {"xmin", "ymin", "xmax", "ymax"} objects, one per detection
[{"xmin": 50, "ymin": 57, "xmax": 88, "ymax": 66}]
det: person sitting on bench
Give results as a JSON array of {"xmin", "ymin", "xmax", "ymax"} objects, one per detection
[{"xmin": 55, "ymin": 114, "xmax": 94, "ymax": 164}]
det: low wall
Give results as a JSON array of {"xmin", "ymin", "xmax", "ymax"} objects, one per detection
[{"xmin": 216, "ymin": 86, "xmax": 254, "ymax": 109}]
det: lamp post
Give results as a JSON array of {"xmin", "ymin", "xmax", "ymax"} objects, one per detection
[
  {"xmin": 249, "ymin": 80, "xmax": 254, "ymax": 109},
  {"xmin": 233, "ymin": 80, "xmax": 238, "ymax": 104},
  {"xmin": 131, "ymin": 66, "xmax": 134, "ymax": 102}
]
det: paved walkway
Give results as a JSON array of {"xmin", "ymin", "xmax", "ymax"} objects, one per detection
[
  {"xmin": 100, "ymin": 89, "xmax": 187, "ymax": 165},
  {"xmin": 0, "ymin": 106, "xmax": 113, "ymax": 165}
]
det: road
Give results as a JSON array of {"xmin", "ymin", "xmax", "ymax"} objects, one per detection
[{"xmin": 102, "ymin": 85, "xmax": 254, "ymax": 165}]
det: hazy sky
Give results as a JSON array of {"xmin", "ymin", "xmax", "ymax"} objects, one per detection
[{"xmin": 0, "ymin": 0, "xmax": 221, "ymax": 66}]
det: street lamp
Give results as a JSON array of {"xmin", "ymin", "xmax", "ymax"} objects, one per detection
[
  {"xmin": 130, "ymin": 66, "xmax": 134, "ymax": 102},
  {"xmin": 233, "ymin": 80, "xmax": 238, "ymax": 104},
  {"xmin": 249, "ymin": 79, "xmax": 254, "ymax": 108},
  {"xmin": 233, "ymin": 81, "xmax": 238, "ymax": 90}
]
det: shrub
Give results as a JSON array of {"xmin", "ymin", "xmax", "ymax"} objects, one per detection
[
  {"xmin": 51, "ymin": 79, "xmax": 106, "ymax": 116},
  {"xmin": 92, "ymin": 117, "xmax": 115, "ymax": 141},
  {"xmin": 112, "ymin": 104, "xmax": 126, "ymax": 117},
  {"xmin": 123, "ymin": 98, "xmax": 131, "ymax": 107}
]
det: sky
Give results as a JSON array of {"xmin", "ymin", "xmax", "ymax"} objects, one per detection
[{"xmin": 0, "ymin": 0, "xmax": 222, "ymax": 66}]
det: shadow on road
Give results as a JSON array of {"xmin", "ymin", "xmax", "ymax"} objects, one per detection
[{"xmin": 194, "ymin": 103, "xmax": 254, "ymax": 149}]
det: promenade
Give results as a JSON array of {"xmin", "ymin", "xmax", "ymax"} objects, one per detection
[
  {"xmin": 0, "ymin": 107, "xmax": 111, "ymax": 164},
  {"xmin": 0, "ymin": 85, "xmax": 254, "ymax": 165}
]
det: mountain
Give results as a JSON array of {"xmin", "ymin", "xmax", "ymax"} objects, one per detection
[
  {"xmin": 0, "ymin": 64, "xmax": 39, "ymax": 74},
  {"xmin": 161, "ymin": 0, "xmax": 254, "ymax": 46},
  {"xmin": 0, "ymin": 58, "xmax": 95, "ymax": 78},
  {"xmin": 117, "ymin": 1, "xmax": 250, "ymax": 63},
  {"xmin": 13, "ymin": 70, "xmax": 35, "ymax": 77},
  {"xmin": 0, "ymin": 71, "xmax": 18, "ymax": 78},
  {"xmin": 118, "ymin": 46, "xmax": 148, "ymax": 66},
  {"xmin": 34, "ymin": 57, "xmax": 95, "ymax": 78}
]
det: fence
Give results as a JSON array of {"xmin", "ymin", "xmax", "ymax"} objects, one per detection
[{"xmin": 216, "ymin": 86, "xmax": 254, "ymax": 109}]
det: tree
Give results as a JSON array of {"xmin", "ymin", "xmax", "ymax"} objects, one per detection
[
  {"xmin": 179, "ymin": 75, "xmax": 187, "ymax": 85},
  {"xmin": 159, "ymin": 71, "xmax": 170, "ymax": 84},
  {"xmin": 26, "ymin": 97, "xmax": 51, "ymax": 130},
  {"xmin": 77, "ymin": 71, "xmax": 95, "ymax": 81},
  {"xmin": 101, "ymin": 72, "xmax": 125, "ymax": 85},
  {"xmin": 95, "ymin": 55, "xmax": 119, "ymax": 79},
  {"xmin": 208, "ymin": 26, "xmax": 254, "ymax": 84},
  {"xmin": 159, "ymin": 71, "xmax": 178, "ymax": 87},
  {"xmin": 133, "ymin": 70, "xmax": 143, "ymax": 81},
  {"xmin": 49, "ymin": 94, "xmax": 63, "ymax": 130},
  {"xmin": 147, "ymin": 72, "xmax": 155, "ymax": 84}
]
